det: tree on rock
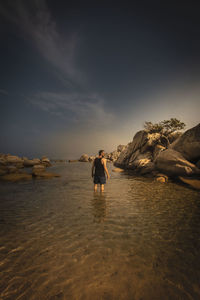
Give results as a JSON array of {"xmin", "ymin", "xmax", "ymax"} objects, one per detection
[
  {"xmin": 144, "ymin": 118, "xmax": 186, "ymax": 148},
  {"xmin": 144, "ymin": 118, "xmax": 186, "ymax": 135}
]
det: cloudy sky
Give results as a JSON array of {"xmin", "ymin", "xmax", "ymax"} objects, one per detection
[{"xmin": 0, "ymin": 1, "xmax": 200, "ymax": 159}]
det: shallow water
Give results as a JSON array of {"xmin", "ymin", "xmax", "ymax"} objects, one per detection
[{"xmin": 0, "ymin": 162, "xmax": 200, "ymax": 300}]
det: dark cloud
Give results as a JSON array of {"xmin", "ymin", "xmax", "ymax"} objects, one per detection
[{"xmin": 0, "ymin": 0, "xmax": 199, "ymax": 158}]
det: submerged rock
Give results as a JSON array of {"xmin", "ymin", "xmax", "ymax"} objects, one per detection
[
  {"xmin": 179, "ymin": 176, "xmax": 200, "ymax": 190},
  {"xmin": 32, "ymin": 171, "xmax": 60, "ymax": 179},
  {"xmin": 0, "ymin": 173, "xmax": 32, "ymax": 182},
  {"xmin": 112, "ymin": 168, "xmax": 124, "ymax": 172}
]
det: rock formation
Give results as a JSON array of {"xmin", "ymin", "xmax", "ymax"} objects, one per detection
[
  {"xmin": 114, "ymin": 123, "xmax": 200, "ymax": 189},
  {"xmin": 79, "ymin": 154, "xmax": 89, "ymax": 162},
  {"xmin": 0, "ymin": 154, "xmax": 58, "ymax": 182}
]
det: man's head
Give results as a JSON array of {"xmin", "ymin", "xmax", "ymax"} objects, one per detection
[{"xmin": 99, "ymin": 150, "xmax": 105, "ymax": 157}]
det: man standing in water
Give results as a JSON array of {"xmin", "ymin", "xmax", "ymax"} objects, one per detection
[{"xmin": 91, "ymin": 150, "xmax": 110, "ymax": 191}]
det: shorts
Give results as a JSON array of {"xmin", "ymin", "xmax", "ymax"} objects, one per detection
[{"xmin": 93, "ymin": 175, "xmax": 106, "ymax": 185}]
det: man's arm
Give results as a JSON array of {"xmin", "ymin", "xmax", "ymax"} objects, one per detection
[
  {"xmin": 91, "ymin": 160, "xmax": 95, "ymax": 177},
  {"xmin": 102, "ymin": 158, "xmax": 110, "ymax": 179}
]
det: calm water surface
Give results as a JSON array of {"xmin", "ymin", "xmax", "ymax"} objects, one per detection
[{"xmin": 0, "ymin": 162, "xmax": 200, "ymax": 300}]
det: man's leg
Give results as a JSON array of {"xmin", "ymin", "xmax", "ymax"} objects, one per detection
[
  {"xmin": 94, "ymin": 184, "xmax": 98, "ymax": 191},
  {"xmin": 100, "ymin": 184, "xmax": 104, "ymax": 192}
]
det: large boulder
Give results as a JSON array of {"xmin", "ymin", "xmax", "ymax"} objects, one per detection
[
  {"xmin": 117, "ymin": 145, "xmax": 126, "ymax": 152},
  {"xmin": 168, "ymin": 131, "xmax": 182, "ymax": 144},
  {"xmin": 106, "ymin": 150, "xmax": 120, "ymax": 162},
  {"xmin": 171, "ymin": 123, "xmax": 200, "ymax": 161},
  {"xmin": 130, "ymin": 130, "xmax": 148, "ymax": 153},
  {"xmin": 128, "ymin": 152, "xmax": 155, "ymax": 174},
  {"xmin": 155, "ymin": 148, "xmax": 199, "ymax": 176},
  {"xmin": 140, "ymin": 133, "xmax": 161, "ymax": 153},
  {"xmin": 153, "ymin": 144, "xmax": 166, "ymax": 160},
  {"xmin": 114, "ymin": 143, "xmax": 132, "ymax": 167},
  {"xmin": 179, "ymin": 176, "xmax": 200, "ymax": 190},
  {"xmin": 79, "ymin": 154, "xmax": 89, "ymax": 162}
]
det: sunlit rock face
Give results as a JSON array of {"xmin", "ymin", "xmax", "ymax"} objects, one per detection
[
  {"xmin": 114, "ymin": 123, "xmax": 200, "ymax": 179},
  {"xmin": 155, "ymin": 124, "xmax": 200, "ymax": 177},
  {"xmin": 179, "ymin": 177, "xmax": 200, "ymax": 190},
  {"xmin": 114, "ymin": 130, "xmax": 165, "ymax": 174},
  {"xmin": 170, "ymin": 123, "xmax": 200, "ymax": 162},
  {"xmin": 155, "ymin": 148, "xmax": 198, "ymax": 176}
]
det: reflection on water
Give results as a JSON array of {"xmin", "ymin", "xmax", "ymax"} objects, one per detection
[
  {"xmin": 91, "ymin": 192, "xmax": 107, "ymax": 223},
  {"xmin": 0, "ymin": 162, "xmax": 200, "ymax": 300}
]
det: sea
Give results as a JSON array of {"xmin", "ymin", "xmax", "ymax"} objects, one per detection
[{"xmin": 0, "ymin": 162, "xmax": 200, "ymax": 300}]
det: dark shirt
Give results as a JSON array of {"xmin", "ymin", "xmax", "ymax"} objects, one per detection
[{"xmin": 94, "ymin": 157, "xmax": 105, "ymax": 177}]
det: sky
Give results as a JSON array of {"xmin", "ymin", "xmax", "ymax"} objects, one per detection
[{"xmin": 0, "ymin": 0, "xmax": 200, "ymax": 159}]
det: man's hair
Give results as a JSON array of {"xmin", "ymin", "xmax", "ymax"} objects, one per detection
[{"xmin": 99, "ymin": 149, "xmax": 104, "ymax": 156}]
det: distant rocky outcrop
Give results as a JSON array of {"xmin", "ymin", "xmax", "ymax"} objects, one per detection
[
  {"xmin": 77, "ymin": 145, "xmax": 126, "ymax": 164},
  {"xmin": 0, "ymin": 154, "xmax": 59, "ymax": 182},
  {"xmin": 79, "ymin": 154, "xmax": 89, "ymax": 162},
  {"xmin": 114, "ymin": 123, "xmax": 200, "ymax": 189}
]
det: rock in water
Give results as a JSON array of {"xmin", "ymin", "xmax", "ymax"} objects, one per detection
[
  {"xmin": 23, "ymin": 159, "xmax": 41, "ymax": 167},
  {"xmin": 155, "ymin": 173, "xmax": 168, "ymax": 183},
  {"xmin": 171, "ymin": 123, "xmax": 200, "ymax": 161},
  {"xmin": 112, "ymin": 168, "xmax": 124, "ymax": 172},
  {"xmin": 155, "ymin": 148, "xmax": 199, "ymax": 176},
  {"xmin": 32, "ymin": 164, "xmax": 46, "ymax": 175},
  {"xmin": 5, "ymin": 155, "xmax": 23, "ymax": 164},
  {"xmin": 41, "ymin": 156, "xmax": 51, "ymax": 167}
]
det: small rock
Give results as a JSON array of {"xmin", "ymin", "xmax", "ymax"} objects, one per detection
[
  {"xmin": 155, "ymin": 173, "xmax": 168, "ymax": 183},
  {"xmin": 112, "ymin": 168, "xmax": 124, "ymax": 172}
]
